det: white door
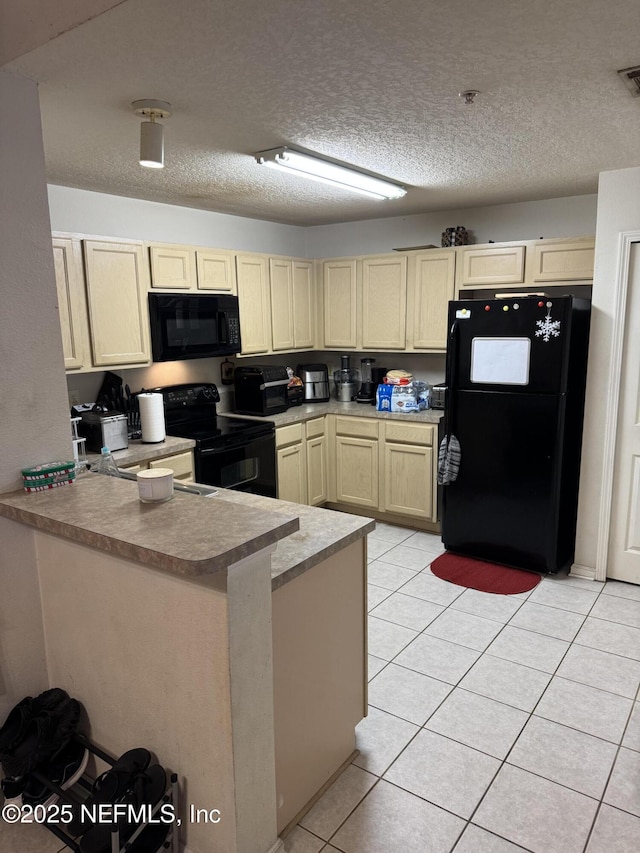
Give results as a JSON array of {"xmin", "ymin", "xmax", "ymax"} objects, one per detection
[{"xmin": 609, "ymin": 242, "xmax": 640, "ymax": 583}]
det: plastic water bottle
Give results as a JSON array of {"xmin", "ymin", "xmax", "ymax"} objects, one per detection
[{"xmin": 94, "ymin": 446, "xmax": 120, "ymax": 477}]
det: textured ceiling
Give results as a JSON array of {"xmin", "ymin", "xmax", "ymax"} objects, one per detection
[{"xmin": 7, "ymin": 0, "xmax": 640, "ymax": 225}]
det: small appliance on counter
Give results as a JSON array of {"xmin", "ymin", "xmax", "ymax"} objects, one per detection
[
  {"xmin": 76, "ymin": 409, "xmax": 129, "ymax": 452},
  {"xmin": 297, "ymin": 363, "xmax": 330, "ymax": 403},
  {"xmin": 286, "ymin": 367, "xmax": 305, "ymax": 407},
  {"xmin": 370, "ymin": 366, "xmax": 388, "ymax": 406},
  {"xmin": 234, "ymin": 365, "xmax": 290, "ymax": 416},
  {"xmin": 355, "ymin": 358, "xmax": 377, "ymax": 404},
  {"xmin": 431, "ymin": 385, "xmax": 447, "ymax": 409},
  {"xmin": 334, "ymin": 355, "xmax": 360, "ymax": 402}
]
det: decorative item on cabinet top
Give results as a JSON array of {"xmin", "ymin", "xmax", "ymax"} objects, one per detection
[{"xmin": 441, "ymin": 226, "xmax": 470, "ymax": 247}]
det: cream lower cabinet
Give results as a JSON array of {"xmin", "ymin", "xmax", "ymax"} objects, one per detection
[
  {"xmin": 83, "ymin": 239, "xmax": 151, "ymax": 366},
  {"xmin": 276, "ymin": 419, "xmax": 327, "ymax": 505},
  {"xmin": 276, "ymin": 423, "xmax": 308, "ymax": 504},
  {"xmin": 382, "ymin": 422, "xmax": 435, "ymax": 520},
  {"xmin": 333, "ymin": 417, "xmax": 379, "ymax": 509},
  {"xmin": 306, "ymin": 417, "xmax": 327, "ymax": 506},
  {"xmin": 121, "ymin": 450, "xmax": 195, "ymax": 482},
  {"xmin": 329, "ymin": 416, "xmax": 437, "ymax": 522}
]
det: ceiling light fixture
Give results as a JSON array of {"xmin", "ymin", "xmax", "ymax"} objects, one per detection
[
  {"xmin": 254, "ymin": 147, "xmax": 406, "ymax": 200},
  {"xmin": 131, "ymin": 99, "xmax": 172, "ymax": 168}
]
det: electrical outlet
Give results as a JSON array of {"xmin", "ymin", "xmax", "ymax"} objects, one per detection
[{"xmin": 69, "ymin": 389, "xmax": 81, "ymax": 406}]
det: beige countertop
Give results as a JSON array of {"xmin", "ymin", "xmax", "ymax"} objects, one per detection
[
  {"xmin": 210, "ymin": 488, "xmax": 375, "ymax": 589},
  {"xmin": 0, "ymin": 472, "xmax": 374, "ymax": 588},
  {"xmin": 0, "ymin": 473, "xmax": 298, "ymax": 580},
  {"xmin": 222, "ymin": 400, "xmax": 445, "ymax": 427}
]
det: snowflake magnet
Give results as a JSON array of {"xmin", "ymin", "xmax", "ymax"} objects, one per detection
[{"xmin": 535, "ymin": 306, "xmax": 561, "ymax": 343}]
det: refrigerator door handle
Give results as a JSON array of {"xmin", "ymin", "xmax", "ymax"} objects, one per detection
[{"xmin": 444, "ymin": 320, "xmax": 460, "ymax": 437}]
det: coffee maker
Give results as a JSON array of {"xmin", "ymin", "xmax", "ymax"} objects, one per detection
[
  {"xmin": 333, "ymin": 355, "xmax": 360, "ymax": 402},
  {"xmin": 355, "ymin": 358, "xmax": 377, "ymax": 404}
]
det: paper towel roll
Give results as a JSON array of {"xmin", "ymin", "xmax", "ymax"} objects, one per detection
[{"xmin": 138, "ymin": 393, "xmax": 166, "ymax": 443}]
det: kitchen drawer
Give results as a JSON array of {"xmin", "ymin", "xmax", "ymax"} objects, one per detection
[
  {"xmin": 384, "ymin": 422, "xmax": 434, "ymax": 446},
  {"xmin": 276, "ymin": 423, "xmax": 304, "ymax": 448},
  {"xmin": 334, "ymin": 416, "xmax": 379, "ymax": 440},
  {"xmin": 120, "ymin": 463, "xmax": 143, "ymax": 474},
  {"xmin": 149, "ymin": 451, "xmax": 193, "ymax": 479},
  {"xmin": 305, "ymin": 417, "xmax": 325, "ymax": 439}
]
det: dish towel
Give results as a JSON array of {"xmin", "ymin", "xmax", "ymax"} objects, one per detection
[{"xmin": 438, "ymin": 434, "xmax": 461, "ymax": 485}]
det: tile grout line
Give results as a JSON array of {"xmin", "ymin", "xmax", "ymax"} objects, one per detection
[{"xmin": 355, "ymin": 531, "xmax": 639, "ymax": 850}]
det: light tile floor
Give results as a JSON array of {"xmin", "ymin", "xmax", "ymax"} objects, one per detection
[
  {"xmin": 4, "ymin": 522, "xmax": 639, "ymax": 853},
  {"xmin": 284, "ymin": 522, "xmax": 640, "ymax": 853}
]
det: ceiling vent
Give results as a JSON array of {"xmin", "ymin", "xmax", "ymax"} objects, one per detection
[{"xmin": 617, "ymin": 65, "xmax": 640, "ymax": 97}]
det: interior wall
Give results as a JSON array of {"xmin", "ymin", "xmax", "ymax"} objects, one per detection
[
  {"xmin": 48, "ymin": 185, "xmax": 308, "ymax": 257},
  {"xmin": 0, "ymin": 68, "xmax": 70, "ymax": 720},
  {"xmin": 574, "ymin": 166, "xmax": 640, "ymax": 576},
  {"xmin": 0, "ymin": 520, "xmax": 48, "ymax": 718},
  {"xmin": 306, "ymin": 194, "xmax": 597, "ymax": 257},
  {"xmin": 0, "ymin": 72, "xmax": 71, "ymax": 492}
]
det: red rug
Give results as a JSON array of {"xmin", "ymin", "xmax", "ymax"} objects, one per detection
[{"xmin": 431, "ymin": 552, "xmax": 541, "ymax": 595}]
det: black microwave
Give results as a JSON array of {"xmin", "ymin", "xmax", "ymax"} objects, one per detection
[{"xmin": 148, "ymin": 293, "xmax": 242, "ymax": 361}]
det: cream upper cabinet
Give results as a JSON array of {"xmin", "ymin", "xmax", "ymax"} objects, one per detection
[
  {"xmin": 408, "ymin": 250, "xmax": 455, "ymax": 351},
  {"xmin": 306, "ymin": 417, "xmax": 327, "ymax": 506},
  {"xmin": 531, "ymin": 238, "xmax": 595, "ymax": 282},
  {"xmin": 52, "ymin": 235, "xmax": 88, "ymax": 370},
  {"xmin": 323, "ymin": 259, "xmax": 357, "ymax": 348},
  {"xmin": 149, "ymin": 244, "xmax": 195, "ymax": 289},
  {"xmin": 149, "ymin": 243, "xmax": 236, "ymax": 292},
  {"xmin": 83, "ymin": 239, "xmax": 151, "ymax": 366},
  {"xmin": 381, "ymin": 422, "xmax": 436, "ymax": 520},
  {"xmin": 196, "ymin": 249, "xmax": 236, "ymax": 292},
  {"xmin": 361, "ymin": 255, "xmax": 407, "ymax": 350},
  {"xmin": 270, "ymin": 258, "xmax": 295, "ymax": 351},
  {"xmin": 292, "ymin": 260, "xmax": 314, "ymax": 349},
  {"xmin": 236, "ymin": 254, "xmax": 272, "ymax": 355},
  {"xmin": 457, "ymin": 243, "xmax": 527, "ymax": 288}
]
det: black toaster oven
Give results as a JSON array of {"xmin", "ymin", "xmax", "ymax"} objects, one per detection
[{"xmin": 234, "ymin": 365, "xmax": 289, "ymax": 416}]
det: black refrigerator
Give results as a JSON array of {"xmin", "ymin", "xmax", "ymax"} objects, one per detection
[{"xmin": 441, "ymin": 295, "xmax": 591, "ymax": 574}]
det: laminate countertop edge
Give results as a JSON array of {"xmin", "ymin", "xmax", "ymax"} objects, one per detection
[{"xmin": 0, "ymin": 475, "xmax": 299, "ymax": 580}]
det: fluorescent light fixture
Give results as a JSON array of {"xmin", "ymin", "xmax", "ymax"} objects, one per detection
[{"xmin": 254, "ymin": 147, "xmax": 406, "ymax": 200}]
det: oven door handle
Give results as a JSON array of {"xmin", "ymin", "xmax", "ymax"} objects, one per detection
[{"xmin": 199, "ymin": 438, "xmax": 257, "ymax": 455}]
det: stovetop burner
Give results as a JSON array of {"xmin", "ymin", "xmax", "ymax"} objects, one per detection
[{"xmin": 151, "ymin": 383, "xmax": 274, "ymax": 448}]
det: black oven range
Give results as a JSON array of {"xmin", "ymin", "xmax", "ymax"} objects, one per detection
[{"xmin": 153, "ymin": 383, "xmax": 276, "ymax": 498}]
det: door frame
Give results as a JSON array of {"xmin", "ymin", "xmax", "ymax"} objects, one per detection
[{"xmin": 595, "ymin": 230, "xmax": 640, "ymax": 582}]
